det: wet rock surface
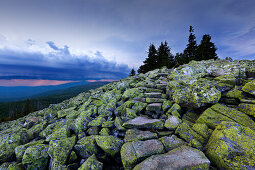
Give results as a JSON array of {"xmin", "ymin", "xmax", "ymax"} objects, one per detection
[{"xmin": 0, "ymin": 59, "xmax": 255, "ymax": 169}]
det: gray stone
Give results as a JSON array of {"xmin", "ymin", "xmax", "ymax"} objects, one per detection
[
  {"xmin": 121, "ymin": 139, "xmax": 164, "ymax": 170},
  {"xmin": 146, "ymin": 103, "xmax": 162, "ymax": 111},
  {"xmin": 124, "ymin": 129, "xmax": 158, "ymax": 142},
  {"xmin": 123, "ymin": 116, "xmax": 164, "ymax": 130},
  {"xmin": 133, "ymin": 145, "xmax": 210, "ymax": 170}
]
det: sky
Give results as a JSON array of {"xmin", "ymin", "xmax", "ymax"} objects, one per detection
[{"xmin": 0, "ymin": 0, "xmax": 255, "ymax": 86}]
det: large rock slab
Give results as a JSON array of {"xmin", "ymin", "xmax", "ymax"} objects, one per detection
[
  {"xmin": 95, "ymin": 136, "xmax": 123, "ymax": 156},
  {"xmin": 242, "ymin": 80, "xmax": 255, "ymax": 96},
  {"xmin": 123, "ymin": 116, "xmax": 164, "ymax": 130},
  {"xmin": 22, "ymin": 144, "xmax": 49, "ymax": 170},
  {"xmin": 48, "ymin": 136, "xmax": 76, "ymax": 169},
  {"xmin": 133, "ymin": 145, "xmax": 210, "ymax": 170},
  {"xmin": 168, "ymin": 80, "xmax": 221, "ymax": 108},
  {"xmin": 206, "ymin": 121, "xmax": 255, "ymax": 169},
  {"xmin": 159, "ymin": 135, "xmax": 186, "ymax": 152},
  {"xmin": 238, "ymin": 103, "xmax": 255, "ymax": 118},
  {"xmin": 120, "ymin": 139, "xmax": 164, "ymax": 169},
  {"xmin": 197, "ymin": 104, "xmax": 255, "ymax": 130}
]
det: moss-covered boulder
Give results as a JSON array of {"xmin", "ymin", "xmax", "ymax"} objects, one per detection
[
  {"xmin": 159, "ymin": 135, "xmax": 186, "ymax": 152},
  {"xmin": 120, "ymin": 139, "xmax": 164, "ymax": 170},
  {"xmin": 22, "ymin": 144, "xmax": 49, "ymax": 170},
  {"xmin": 57, "ymin": 107, "xmax": 77, "ymax": 118},
  {"xmin": 238, "ymin": 103, "xmax": 255, "ymax": 118},
  {"xmin": 133, "ymin": 145, "xmax": 210, "ymax": 170},
  {"xmin": 169, "ymin": 80, "xmax": 221, "ymax": 108},
  {"xmin": 122, "ymin": 88, "xmax": 143, "ymax": 99},
  {"xmin": 48, "ymin": 136, "xmax": 76, "ymax": 169},
  {"xmin": 88, "ymin": 116, "xmax": 106, "ymax": 127},
  {"xmin": 0, "ymin": 129, "xmax": 29, "ymax": 163},
  {"xmin": 226, "ymin": 88, "xmax": 243, "ymax": 99},
  {"xmin": 124, "ymin": 129, "xmax": 157, "ymax": 142},
  {"xmin": 206, "ymin": 121, "xmax": 255, "ymax": 169},
  {"xmin": 164, "ymin": 115, "xmax": 182, "ymax": 130},
  {"xmin": 15, "ymin": 139, "xmax": 45, "ymax": 162},
  {"xmin": 242, "ymin": 80, "xmax": 255, "ymax": 96},
  {"xmin": 214, "ymin": 74, "xmax": 236, "ymax": 85},
  {"xmin": 46, "ymin": 125, "xmax": 70, "ymax": 142},
  {"xmin": 78, "ymin": 154, "xmax": 103, "ymax": 170},
  {"xmin": 95, "ymin": 136, "xmax": 123, "ymax": 156},
  {"xmin": 175, "ymin": 122, "xmax": 206, "ymax": 149},
  {"xmin": 74, "ymin": 136, "xmax": 99, "ymax": 159}
]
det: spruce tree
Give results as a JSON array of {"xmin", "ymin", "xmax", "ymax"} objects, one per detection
[
  {"xmin": 157, "ymin": 41, "xmax": 174, "ymax": 68},
  {"xmin": 138, "ymin": 44, "xmax": 157, "ymax": 73},
  {"xmin": 184, "ymin": 26, "xmax": 197, "ymax": 62},
  {"xmin": 197, "ymin": 34, "xmax": 218, "ymax": 60},
  {"xmin": 129, "ymin": 68, "xmax": 136, "ymax": 76}
]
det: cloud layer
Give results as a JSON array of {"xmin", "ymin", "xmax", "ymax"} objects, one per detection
[{"xmin": 0, "ymin": 41, "xmax": 130, "ymax": 81}]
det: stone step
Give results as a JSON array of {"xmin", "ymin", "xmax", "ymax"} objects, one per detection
[
  {"xmin": 146, "ymin": 103, "xmax": 162, "ymax": 111},
  {"xmin": 123, "ymin": 116, "xmax": 164, "ymax": 130},
  {"xmin": 145, "ymin": 98, "xmax": 166, "ymax": 103},
  {"xmin": 144, "ymin": 92, "xmax": 162, "ymax": 98}
]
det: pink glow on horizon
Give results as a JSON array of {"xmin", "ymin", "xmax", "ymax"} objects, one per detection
[
  {"xmin": 87, "ymin": 79, "xmax": 119, "ymax": 83},
  {"xmin": 0, "ymin": 79, "xmax": 78, "ymax": 87}
]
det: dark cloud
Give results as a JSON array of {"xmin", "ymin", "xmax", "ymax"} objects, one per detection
[{"xmin": 0, "ymin": 42, "xmax": 130, "ymax": 81}]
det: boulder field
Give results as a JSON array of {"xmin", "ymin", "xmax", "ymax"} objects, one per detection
[{"xmin": 0, "ymin": 59, "xmax": 255, "ymax": 170}]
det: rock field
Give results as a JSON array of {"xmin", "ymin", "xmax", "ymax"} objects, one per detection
[{"xmin": 0, "ymin": 59, "xmax": 255, "ymax": 170}]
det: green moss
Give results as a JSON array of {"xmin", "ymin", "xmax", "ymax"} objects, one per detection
[
  {"xmin": 102, "ymin": 121, "xmax": 114, "ymax": 128},
  {"xmin": 39, "ymin": 121, "xmax": 66, "ymax": 138},
  {"xmin": 46, "ymin": 125, "xmax": 70, "ymax": 142},
  {"xmin": 132, "ymin": 102, "xmax": 147, "ymax": 113},
  {"xmin": 95, "ymin": 136, "xmax": 123, "ymax": 156},
  {"xmin": 162, "ymin": 100, "xmax": 173, "ymax": 112},
  {"xmin": 242, "ymin": 79, "xmax": 255, "ymax": 96},
  {"xmin": 196, "ymin": 108, "xmax": 234, "ymax": 129},
  {"xmin": 122, "ymin": 88, "xmax": 143, "ymax": 99},
  {"xmin": 99, "ymin": 128, "xmax": 110, "ymax": 136},
  {"xmin": 206, "ymin": 121, "xmax": 255, "ymax": 169},
  {"xmin": 175, "ymin": 122, "xmax": 206, "ymax": 149},
  {"xmin": 226, "ymin": 88, "xmax": 243, "ymax": 99},
  {"xmin": 238, "ymin": 103, "xmax": 255, "ymax": 118},
  {"xmin": 57, "ymin": 107, "xmax": 77, "ymax": 118},
  {"xmin": 0, "ymin": 130, "xmax": 29, "ymax": 163},
  {"xmin": 114, "ymin": 117, "xmax": 125, "ymax": 130},
  {"xmin": 15, "ymin": 139, "xmax": 45, "ymax": 162},
  {"xmin": 126, "ymin": 108, "xmax": 138, "ymax": 120},
  {"xmin": 68, "ymin": 151, "xmax": 77, "ymax": 163},
  {"xmin": 74, "ymin": 136, "xmax": 99, "ymax": 158},
  {"xmin": 22, "ymin": 144, "xmax": 49, "ymax": 170},
  {"xmin": 211, "ymin": 104, "xmax": 255, "ymax": 130},
  {"xmin": 214, "ymin": 74, "xmax": 236, "ymax": 85},
  {"xmin": 48, "ymin": 136, "xmax": 76, "ymax": 169},
  {"xmin": 78, "ymin": 154, "xmax": 103, "ymax": 170},
  {"xmin": 192, "ymin": 123, "xmax": 211, "ymax": 139},
  {"xmin": 28, "ymin": 122, "xmax": 47, "ymax": 139},
  {"xmin": 88, "ymin": 116, "xmax": 106, "ymax": 127}
]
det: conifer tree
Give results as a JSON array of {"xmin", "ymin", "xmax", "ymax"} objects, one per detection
[
  {"xmin": 157, "ymin": 41, "xmax": 174, "ymax": 68},
  {"xmin": 129, "ymin": 68, "xmax": 136, "ymax": 76},
  {"xmin": 197, "ymin": 34, "xmax": 218, "ymax": 60},
  {"xmin": 184, "ymin": 26, "xmax": 197, "ymax": 62},
  {"xmin": 138, "ymin": 44, "xmax": 157, "ymax": 73}
]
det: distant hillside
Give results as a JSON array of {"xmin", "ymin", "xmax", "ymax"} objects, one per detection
[
  {"xmin": 0, "ymin": 81, "xmax": 90, "ymax": 102},
  {"xmin": 0, "ymin": 82, "xmax": 108, "ymax": 122}
]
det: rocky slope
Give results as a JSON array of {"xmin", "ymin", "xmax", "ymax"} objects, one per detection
[{"xmin": 0, "ymin": 59, "xmax": 255, "ymax": 170}]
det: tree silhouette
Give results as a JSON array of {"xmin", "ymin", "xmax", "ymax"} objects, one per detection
[
  {"xmin": 197, "ymin": 34, "xmax": 218, "ymax": 60},
  {"xmin": 129, "ymin": 68, "xmax": 136, "ymax": 76},
  {"xmin": 183, "ymin": 26, "xmax": 197, "ymax": 62},
  {"xmin": 138, "ymin": 43, "xmax": 158, "ymax": 73},
  {"xmin": 24, "ymin": 99, "xmax": 32, "ymax": 114}
]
